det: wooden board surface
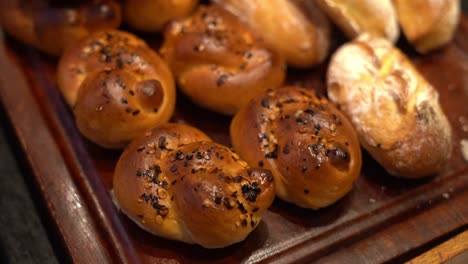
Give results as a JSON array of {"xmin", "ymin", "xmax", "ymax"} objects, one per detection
[
  {"xmin": 408, "ymin": 230, "xmax": 468, "ymax": 264},
  {"xmin": 0, "ymin": 16, "xmax": 467, "ymax": 264}
]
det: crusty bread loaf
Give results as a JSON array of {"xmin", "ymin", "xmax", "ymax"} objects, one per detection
[
  {"xmin": 0, "ymin": 0, "xmax": 121, "ymax": 56},
  {"xmin": 393, "ymin": 0, "xmax": 460, "ymax": 53},
  {"xmin": 231, "ymin": 86, "xmax": 362, "ymax": 209},
  {"xmin": 327, "ymin": 34, "xmax": 453, "ymax": 178},
  {"xmin": 316, "ymin": 0, "xmax": 399, "ymax": 43},
  {"xmin": 57, "ymin": 30, "xmax": 176, "ymax": 148},
  {"xmin": 213, "ymin": 0, "xmax": 331, "ymax": 68},
  {"xmin": 123, "ymin": 0, "xmax": 198, "ymax": 32},
  {"xmin": 160, "ymin": 5, "xmax": 286, "ymax": 115},
  {"xmin": 113, "ymin": 123, "xmax": 275, "ymax": 248}
]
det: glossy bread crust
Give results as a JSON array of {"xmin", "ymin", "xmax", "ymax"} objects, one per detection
[
  {"xmin": 57, "ymin": 30, "xmax": 176, "ymax": 148},
  {"xmin": 113, "ymin": 123, "xmax": 275, "ymax": 248},
  {"xmin": 160, "ymin": 5, "xmax": 286, "ymax": 115},
  {"xmin": 231, "ymin": 86, "xmax": 362, "ymax": 209},
  {"xmin": 123, "ymin": 0, "xmax": 198, "ymax": 32},
  {"xmin": 0, "ymin": 0, "xmax": 121, "ymax": 56},
  {"xmin": 393, "ymin": 0, "xmax": 460, "ymax": 53},
  {"xmin": 327, "ymin": 34, "xmax": 453, "ymax": 178},
  {"xmin": 316, "ymin": 0, "xmax": 399, "ymax": 43},
  {"xmin": 213, "ymin": 0, "xmax": 331, "ymax": 67}
]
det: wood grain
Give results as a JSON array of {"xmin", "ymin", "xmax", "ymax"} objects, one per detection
[
  {"xmin": 0, "ymin": 30, "xmax": 140, "ymax": 263},
  {"xmin": 408, "ymin": 230, "xmax": 468, "ymax": 264},
  {"xmin": 0, "ymin": 16, "xmax": 467, "ymax": 264}
]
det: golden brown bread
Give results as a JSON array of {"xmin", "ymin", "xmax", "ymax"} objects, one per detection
[
  {"xmin": 160, "ymin": 5, "xmax": 286, "ymax": 115},
  {"xmin": 316, "ymin": 0, "xmax": 399, "ymax": 43},
  {"xmin": 123, "ymin": 0, "xmax": 198, "ymax": 32},
  {"xmin": 113, "ymin": 123, "xmax": 275, "ymax": 248},
  {"xmin": 0, "ymin": 0, "xmax": 121, "ymax": 56},
  {"xmin": 212, "ymin": 0, "xmax": 331, "ymax": 68},
  {"xmin": 327, "ymin": 34, "xmax": 453, "ymax": 178},
  {"xmin": 57, "ymin": 30, "xmax": 176, "ymax": 148},
  {"xmin": 393, "ymin": 0, "xmax": 461, "ymax": 53},
  {"xmin": 230, "ymin": 86, "xmax": 362, "ymax": 209}
]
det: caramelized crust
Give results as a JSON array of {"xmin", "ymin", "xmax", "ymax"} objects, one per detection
[
  {"xmin": 327, "ymin": 34, "xmax": 452, "ymax": 177},
  {"xmin": 231, "ymin": 86, "xmax": 362, "ymax": 209},
  {"xmin": 213, "ymin": 0, "xmax": 331, "ymax": 67},
  {"xmin": 0, "ymin": 0, "xmax": 121, "ymax": 56},
  {"xmin": 123, "ymin": 0, "xmax": 199, "ymax": 32},
  {"xmin": 316, "ymin": 0, "xmax": 399, "ymax": 43},
  {"xmin": 160, "ymin": 5, "xmax": 286, "ymax": 115},
  {"xmin": 58, "ymin": 30, "xmax": 176, "ymax": 148},
  {"xmin": 393, "ymin": 0, "xmax": 460, "ymax": 53},
  {"xmin": 113, "ymin": 123, "xmax": 275, "ymax": 248}
]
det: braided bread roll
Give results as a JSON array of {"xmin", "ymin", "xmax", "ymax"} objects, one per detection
[
  {"xmin": 113, "ymin": 123, "xmax": 275, "ymax": 248},
  {"xmin": 231, "ymin": 86, "xmax": 362, "ymax": 209},
  {"xmin": 0, "ymin": 0, "xmax": 121, "ymax": 56},
  {"xmin": 160, "ymin": 5, "xmax": 286, "ymax": 115},
  {"xmin": 327, "ymin": 34, "xmax": 452, "ymax": 177},
  {"xmin": 57, "ymin": 30, "xmax": 176, "ymax": 148},
  {"xmin": 123, "ymin": 0, "xmax": 199, "ymax": 32}
]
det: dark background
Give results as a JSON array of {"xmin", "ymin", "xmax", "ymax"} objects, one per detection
[
  {"xmin": 0, "ymin": 3, "xmax": 467, "ymax": 264},
  {"xmin": 0, "ymin": 110, "xmax": 59, "ymax": 264}
]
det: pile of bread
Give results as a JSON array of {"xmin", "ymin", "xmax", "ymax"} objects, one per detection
[{"xmin": 0, "ymin": 0, "xmax": 459, "ymax": 248}]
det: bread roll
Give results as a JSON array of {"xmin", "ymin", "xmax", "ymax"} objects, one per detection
[
  {"xmin": 393, "ymin": 0, "xmax": 460, "ymax": 53},
  {"xmin": 122, "ymin": 0, "xmax": 198, "ymax": 32},
  {"xmin": 160, "ymin": 5, "xmax": 286, "ymax": 115},
  {"xmin": 316, "ymin": 0, "xmax": 399, "ymax": 43},
  {"xmin": 327, "ymin": 34, "xmax": 452, "ymax": 178},
  {"xmin": 0, "ymin": 0, "xmax": 121, "ymax": 56},
  {"xmin": 212, "ymin": 0, "xmax": 331, "ymax": 68},
  {"xmin": 231, "ymin": 86, "xmax": 362, "ymax": 209},
  {"xmin": 57, "ymin": 30, "xmax": 176, "ymax": 148},
  {"xmin": 113, "ymin": 123, "xmax": 275, "ymax": 248}
]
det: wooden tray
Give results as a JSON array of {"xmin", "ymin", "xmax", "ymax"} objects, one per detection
[{"xmin": 0, "ymin": 16, "xmax": 467, "ymax": 264}]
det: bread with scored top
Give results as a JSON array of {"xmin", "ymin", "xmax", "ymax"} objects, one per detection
[{"xmin": 327, "ymin": 34, "xmax": 453, "ymax": 178}]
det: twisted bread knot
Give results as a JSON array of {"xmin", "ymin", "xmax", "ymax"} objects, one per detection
[
  {"xmin": 113, "ymin": 123, "xmax": 275, "ymax": 248},
  {"xmin": 58, "ymin": 30, "xmax": 176, "ymax": 148},
  {"xmin": 161, "ymin": 5, "xmax": 286, "ymax": 115},
  {"xmin": 231, "ymin": 86, "xmax": 362, "ymax": 209}
]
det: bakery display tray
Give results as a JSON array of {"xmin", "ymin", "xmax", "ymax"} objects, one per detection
[{"xmin": 0, "ymin": 16, "xmax": 467, "ymax": 264}]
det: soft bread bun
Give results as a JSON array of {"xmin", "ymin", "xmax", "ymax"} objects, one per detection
[
  {"xmin": 123, "ymin": 0, "xmax": 198, "ymax": 32},
  {"xmin": 57, "ymin": 30, "xmax": 176, "ymax": 148},
  {"xmin": 231, "ymin": 86, "xmax": 362, "ymax": 209},
  {"xmin": 113, "ymin": 123, "xmax": 275, "ymax": 248},
  {"xmin": 212, "ymin": 0, "xmax": 331, "ymax": 68},
  {"xmin": 160, "ymin": 5, "xmax": 286, "ymax": 115},
  {"xmin": 0, "ymin": 0, "xmax": 121, "ymax": 56},
  {"xmin": 327, "ymin": 34, "xmax": 452, "ymax": 178},
  {"xmin": 393, "ymin": 0, "xmax": 460, "ymax": 53},
  {"xmin": 316, "ymin": 0, "xmax": 399, "ymax": 43}
]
